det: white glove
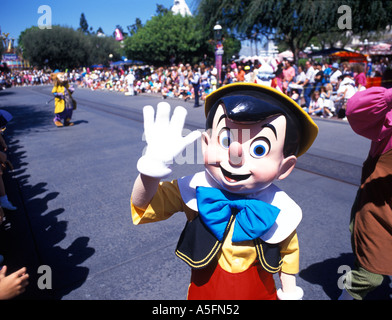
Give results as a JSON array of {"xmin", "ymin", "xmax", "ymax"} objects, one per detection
[
  {"xmin": 277, "ymin": 286, "xmax": 304, "ymax": 300},
  {"xmin": 137, "ymin": 102, "xmax": 201, "ymax": 178}
]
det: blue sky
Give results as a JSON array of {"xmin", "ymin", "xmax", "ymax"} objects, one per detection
[{"xmin": 1, "ymin": 0, "xmax": 197, "ymax": 43}]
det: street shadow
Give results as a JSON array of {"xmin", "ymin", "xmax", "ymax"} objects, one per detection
[
  {"xmin": 300, "ymin": 253, "xmax": 392, "ymax": 300},
  {"xmin": 73, "ymin": 120, "xmax": 89, "ymax": 126},
  {"xmin": 0, "ymin": 103, "xmax": 95, "ymax": 299},
  {"xmin": 0, "ymin": 91, "xmax": 16, "ymax": 97}
]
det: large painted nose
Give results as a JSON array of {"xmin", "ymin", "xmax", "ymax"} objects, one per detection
[{"xmin": 228, "ymin": 141, "xmax": 244, "ymax": 166}]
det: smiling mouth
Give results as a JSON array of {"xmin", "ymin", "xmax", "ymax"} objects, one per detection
[{"xmin": 220, "ymin": 166, "xmax": 251, "ymax": 183}]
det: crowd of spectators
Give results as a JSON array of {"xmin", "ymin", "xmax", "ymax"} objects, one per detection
[
  {"xmin": 286, "ymin": 59, "xmax": 370, "ymax": 120},
  {"xmin": 0, "ymin": 55, "xmax": 391, "ymax": 298},
  {"xmin": 0, "ymin": 69, "xmax": 51, "ymax": 89},
  {"xmin": 1, "ymin": 56, "xmax": 391, "ymax": 120}
]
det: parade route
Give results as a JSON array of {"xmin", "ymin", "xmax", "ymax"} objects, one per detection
[{"xmin": 0, "ymin": 85, "xmax": 390, "ymax": 300}]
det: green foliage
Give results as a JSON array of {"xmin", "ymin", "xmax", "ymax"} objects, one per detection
[
  {"xmin": 79, "ymin": 13, "xmax": 89, "ymax": 34},
  {"xmin": 123, "ymin": 11, "xmax": 206, "ymax": 65},
  {"xmin": 88, "ymin": 34, "xmax": 122, "ymax": 66},
  {"xmin": 196, "ymin": 0, "xmax": 392, "ymax": 62},
  {"xmin": 127, "ymin": 18, "xmax": 143, "ymax": 36},
  {"xmin": 123, "ymin": 10, "xmax": 241, "ymax": 66},
  {"xmin": 18, "ymin": 26, "xmax": 121, "ymax": 70}
]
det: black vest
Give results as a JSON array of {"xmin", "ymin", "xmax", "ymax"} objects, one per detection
[{"xmin": 175, "ymin": 214, "xmax": 282, "ymax": 273}]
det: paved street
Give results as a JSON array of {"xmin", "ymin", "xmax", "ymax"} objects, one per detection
[{"xmin": 0, "ymin": 85, "xmax": 390, "ymax": 300}]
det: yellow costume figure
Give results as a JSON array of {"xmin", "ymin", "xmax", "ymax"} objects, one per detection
[{"xmin": 51, "ymin": 72, "xmax": 76, "ymax": 127}]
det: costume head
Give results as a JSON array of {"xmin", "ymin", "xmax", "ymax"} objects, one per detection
[
  {"xmin": 204, "ymin": 83, "xmax": 318, "ymax": 157},
  {"xmin": 51, "ymin": 72, "xmax": 68, "ymax": 86},
  {"xmin": 201, "ymin": 83, "xmax": 318, "ymax": 194}
]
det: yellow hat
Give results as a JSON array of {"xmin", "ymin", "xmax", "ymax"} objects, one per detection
[{"xmin": 204, "ymin": 83, "xmax": 318, "ymax": 157}]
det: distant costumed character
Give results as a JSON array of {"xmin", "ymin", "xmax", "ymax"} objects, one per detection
[{"xmin": 51, "ymin": 72, "xmax": 77, "ymax": 127}]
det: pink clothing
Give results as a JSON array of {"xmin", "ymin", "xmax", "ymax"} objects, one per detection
[
  {"xmin": 346, "ymin": 87, "xmax": 392, "ymax": 157},
  {"xmin": 283, "ymin": 66, "xmax": 295, "ymax": 82},
  {"xmin": 282, "ymin": 66, "xmax": 295, "ymax": 90},
  {"xmin": 354, "ymin": 72, "xmax": 367, "ymax": 87}
]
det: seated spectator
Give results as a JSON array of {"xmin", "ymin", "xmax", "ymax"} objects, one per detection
[
  {"xmin": 330, "ymin": 63, "xmax": 342, "ymax": 90},
  {"xmin": 236, "ymin": 65, "xmax": 245, "ymax": 82},
  {"xmin": 289, "ymin": 65, "xmax": 306, "ymax": 97},
  {"xmin": 335, "ymin": 73, "xmax": 356, "ymax": 119},
  {"xmin": 178, "ymin": 84, "xmax": 192, "ymax": 102},
  {"xmin": 289, "ymin": 89, "xmax": 300, "ymax": 104},
  {"xmin": 320, "ymin": 85, "xmax": 333, "ymax": 118},
  {"xmin": 314, "ymin": 62, "xmax": 324, "ymax": 93},
  {"xmin": 308, "ymin": 90, "xmax": 323, "ymax": 116},
  {"xmin": 352, "ymin": 63, "xmax": 367, "ymax": 91},
  {"xmin": 282, "ymin": 58, "xmax": 295, "ymax": 93}
]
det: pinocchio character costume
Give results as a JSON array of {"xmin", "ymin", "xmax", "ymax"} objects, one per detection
[
  {"xmin": 51, "ymin": 72, "xmax": 76, "ymax": 127},
  {"xmin": 131, "ymin": 83, "xmax": 318, "ymax": 300}
]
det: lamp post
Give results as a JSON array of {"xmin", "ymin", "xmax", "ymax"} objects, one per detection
[{"xmin": 214, "ymin": 22, "xmax": 224, "ymax": 88}]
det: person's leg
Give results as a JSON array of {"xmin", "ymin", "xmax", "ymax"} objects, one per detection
[
  {"xmin": 341, "ymin": 262, "xmax": 384, "ymax": 300},
  {"xmin": 63, "ymin": 108, "xmax": 74, "ymax": 126},
  {"xmin": 193, "ymin": 84, "xmax": 200, "ymax": 107},
  {"xmin": 304, "ymin": 84, "xmax": 312, "ymax": 108},
  {"xmin": 53, "ymin": 113, "xmax": 63, "ymax": 127}
]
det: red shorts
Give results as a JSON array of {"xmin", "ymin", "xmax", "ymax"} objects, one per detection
[{"xmin": 187, "ymin": 261, "xmax": 277, "ymax": 300}]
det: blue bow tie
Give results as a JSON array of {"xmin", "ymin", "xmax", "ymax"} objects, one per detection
[{"xmin": 196, "ymin": 186, "xmax": 280, "ymax": 242}]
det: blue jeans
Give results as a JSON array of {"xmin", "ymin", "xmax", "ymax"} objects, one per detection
[
  {"xmin": 303, "ymin": 83, "xmax": 314, "ymax": 108},
  {"xmin": 193, "ymin": 84, "xmax": 200, "ymax": 106}
]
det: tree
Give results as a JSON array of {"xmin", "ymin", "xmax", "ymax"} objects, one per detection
[
  {"xmin": 127, "ymin": 18, "xmax": 143, "ymax": 36},
  {"xmin": 18, "ymin": 26, "xmax": 121, "ymax": 69},
  {"xmin": 79, "ymin": 13, "xmax": 89, "ymax": 34},
  {"xmin": 89, "ymin": 35, "xmax": 122, "ymax": 65},
  {"xmin": 196, "ymin": 0, "xmax": 392, "ymax": 63},
  {"xmin": 156, "ymin": 4, "xmax": 170, "ymax": 16},
  {"xmin": 123, "ymin": 6, "xmax": 240, "ymax": 66},
  {"xmin": 123, "ymin": 11, "xmax": 206, "ymax": 65}
]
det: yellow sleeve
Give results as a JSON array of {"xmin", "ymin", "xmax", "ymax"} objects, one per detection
[
  {"xmin": 131, "ymin": 179, "xmax": 192, "ymax": 225},
  {"xmin": 279, "ymin": 230, "xmax": 300, "ymax": 274}
]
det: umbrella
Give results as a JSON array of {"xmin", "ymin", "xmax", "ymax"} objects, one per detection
[
  {"xmin": 330, "ymin": 50, "xmax": 367, "ymax": 62},
  {"xmin": 278, "ymin": 50, "xmax": 294, "ymax": 61}
]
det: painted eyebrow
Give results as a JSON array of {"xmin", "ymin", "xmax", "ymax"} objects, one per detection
[
  {"xmin": 217, "ymin": 114, "xmax": 277, "ymax": 139},
  {"xmin": 261, "ymin": 123, "xmax": 277, "ymax": 139},
  {"xmin": 217, "ymin": 114, "xmax": 227, "ymax": 125}
]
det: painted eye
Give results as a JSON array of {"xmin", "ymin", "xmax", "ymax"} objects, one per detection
[
  {"xmin": 218, "ymin": 128, "xmax": 233, "ymax": 149},
  {"xmin": 250, "ymin": 139, "xmax": 270, "ymax": 158}
]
